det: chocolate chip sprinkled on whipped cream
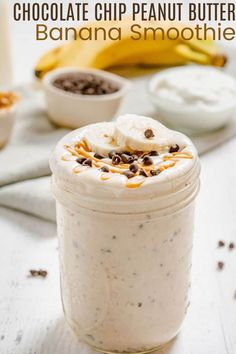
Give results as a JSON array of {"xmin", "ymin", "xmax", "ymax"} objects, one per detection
[
  {"xmin": 129, "ymin": 163, "xmax": 139, "ymax": 174},
  {"xmin": 94, "ymin": 153, "xmax": 105, "ymax": 160},
  {"xmin": 142, "ymin": 156, "xmax": 153, "ymax": 166},
  {"xmin": 101, "ymin": 166, "xmax": 109, "ymax": 173},
  {"xmin": 144, "ymin": 129, "xmax": 155, "ymax": 139},
  {"xmin": 124, "ymin": 170, "xmax": 135, "ymax": 179},
  {"xmin": 139, "ymin": 168, "xmax": 149, "ymax": 177},
  {"xmin": 83, "ymin": 158, "xmax": 92, "ymax": 167},
  {"xmin": 169, "ymin": 144, "xmax": 180, "ymax": 153},
  {"xmin": 58, "ymin": 114, "xmax": 196, "ymax": 189},
  {"xmin": 121, "ymin": 153, "xmax": 135, "ymax": 164},
  {"xmin": 150, "ymin": 169, "xmax": 161, "ymax": 176},
  {"xmin": 76, "ymin": 157, "xmax": 86, "ymax": 164},
  {"xmin": 112, "ymin": 155, "xmax": 121, "ymax": 165},
  {"xmin": 149, "ymin": 151, "xmax": 159, "ymax": 156}
]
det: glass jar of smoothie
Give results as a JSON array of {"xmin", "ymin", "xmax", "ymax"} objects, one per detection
[{"xmin": 50, "ymin": 114, "xmax": 200, "ymax": 354}]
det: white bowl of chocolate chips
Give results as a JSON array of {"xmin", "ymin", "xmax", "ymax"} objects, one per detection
[{"xmin": 43, "ymin": 68, "xmax": 131, "ymax": 129}]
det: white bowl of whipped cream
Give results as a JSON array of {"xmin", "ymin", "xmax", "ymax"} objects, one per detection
[{"xmin": 149, "ymin": 66, "xmax": 236, "ymax": 135}]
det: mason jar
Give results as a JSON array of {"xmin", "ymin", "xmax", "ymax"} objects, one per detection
[{"xmin": 50, "ymin": 126, "xmax": 200, "ymax": 354}]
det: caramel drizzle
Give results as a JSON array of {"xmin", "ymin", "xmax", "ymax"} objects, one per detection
[
  {"xmin": 63, "ymin": 141, "xmax": 193, "ymax": 188},
  {"xmin": 126, "ymin": 179, "xmax": 146, "ymax": 189},
  {"xmin": 163, "ymin": 153, "xmax": 193, "ymax": 161}
]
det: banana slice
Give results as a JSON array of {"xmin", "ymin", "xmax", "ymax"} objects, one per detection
[
  {"xmin": 114, "ymin": 114, "xmax": 175, "ymax": 152},
  {"xmin": 83, "ymin": 122, "xmax": 122, "ymax": 156}
]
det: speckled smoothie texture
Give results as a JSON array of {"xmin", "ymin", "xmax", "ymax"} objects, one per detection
[{"xmin": 50, "ymin": 115, "xmax": 200, "ymax": 353}]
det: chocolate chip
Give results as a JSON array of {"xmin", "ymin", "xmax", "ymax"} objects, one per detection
[
  {"xmin": 150, "ymin": 169, "xmax": 161, "ymax": 176},
  {"xmin": 112, "ymin": 155, "xmax": 121, "ymax": 165},
  {"xmin": 39, "ymin": 270, "xmax": 48, "ymax": 277},
  {"xmin": 137, "ymin": 302, "xmax": 142, "ymax": 307},
  {"xmin": 124, "ymin": 170, "xmax": 135, "ymax": 179},
  {"xmin": 217, "ymin": 261, "xmax": 224, "ymax": 270},
  {"xmin": 29, "ymin": 269, "xmax": 48, "ymax": 278},
  {"xmin": 139, "ymin": 168, "xmax": 148, "ymax": 177},
  {"xmin": 143, "ymin": 156, "xmax": 153, "ymax": 166},
  {"xmin": 82, "ymin": 159, "xmax": 92, "ymax": 167},
  {"xmin": 123, "ymin": 151, "xmax": 131, "ymax": 156},
  {"xmin": 129, "ymin": 163, "xmax": 138, "ymax": 173},
  {"xmin": 108, "ymin": 150, "xmax": 117, "ymax": 159},
  {"xmin": 94, "ymin": 153, "xmax": 105, "ymax": 159},
  {"xmin": 121, "ymin": 154, "xmax": 134, "ymax": 164},
  {"xmin": 229, "ymin": 242, "xmax": 235, "ymax": 250},
  {"xmin": 121, "ymin": 154, "xmax": 130, "ymax": 163},
  {"xmin": 169, "ymin": 144, "xmax": 180, "ymax": 153},
  {"xmin": 76, "ymin": 157, "xmax": 86, "ymax": 164},
  {"xmin": 53, "ymin": 73, "xmax": 119, "ymax": 96},
  {"xmin": 144, "ymin": 129, "xmax": 155, "ymax": 139},
  {"xmin": 101, "ymin": 166, "xmax": 109, "ymax": 173},
  {"xmin": 218, "ymin": 240, "xmax": 225, "ymax": 247},
  {"xmin": 132, "ymin": 154, "xmax": 139, "ymax": 161},
  {"xmin": 149, "ymin": 151, "xmax": 159, "ymax": 156},
  {"xmin": 30, "ymin": 270, "xmax": 38, "ymax": 277}
]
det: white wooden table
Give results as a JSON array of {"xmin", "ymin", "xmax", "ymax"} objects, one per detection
[{"xmin": 1, "ymin": 136, "xmax": 236, "ymax": 354}]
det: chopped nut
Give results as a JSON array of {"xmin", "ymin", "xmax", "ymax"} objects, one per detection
[{"xmin": 0, "ymin": 92, "xmax": 18, "ymax": 109}]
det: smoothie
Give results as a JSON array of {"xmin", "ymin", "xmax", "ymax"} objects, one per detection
[{"xmin": 50, "ymin": 114, "xmax": 200, "ymax": 353}]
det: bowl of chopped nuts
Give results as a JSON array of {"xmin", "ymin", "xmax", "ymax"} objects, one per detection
[
  {"xmin": 43, "ymin": 68, "xmax": 131, "ymax": 129},
  {"xmin": 0, "ymin": 92, "xmax": 19, "ymax": 149}
]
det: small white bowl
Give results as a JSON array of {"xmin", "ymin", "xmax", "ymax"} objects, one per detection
[
  {"xmin": 0, "ymin": 105, "xmax": 17, "ymax": 148},
  {"xmin": 148, "ymin": 66, "xmax": 236, "ymax": 135},
  {"xmin": 43, "ymin": 68, "xmax": 131, "ymax": 129}
]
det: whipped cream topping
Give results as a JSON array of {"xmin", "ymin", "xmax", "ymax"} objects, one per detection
[
  {"xmin": 153, "ymin": 66, "xmax": 236, "ymax": 111},
  {"xmin": 50, "ymin": 115, "xmax": 199, "ymax": 206}
]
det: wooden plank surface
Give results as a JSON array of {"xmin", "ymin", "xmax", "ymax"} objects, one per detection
[{"xmin": 1, "ymin": 137, "xmax": 236, "ymax": 354}]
